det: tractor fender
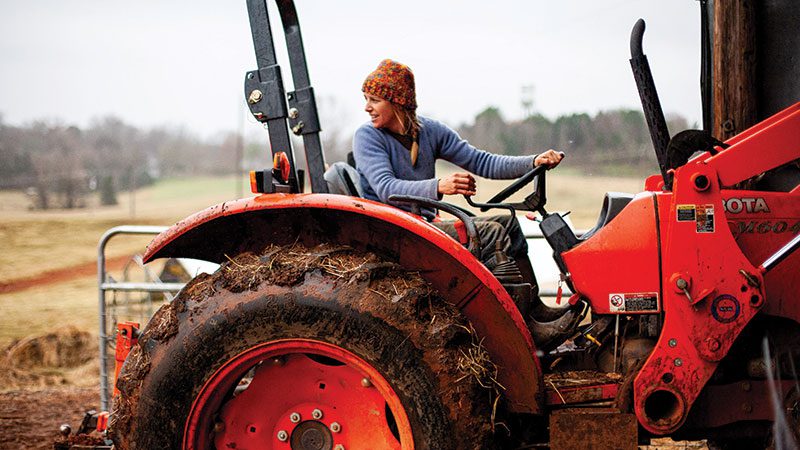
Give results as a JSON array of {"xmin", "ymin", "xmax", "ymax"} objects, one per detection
[{"xmin": 143, "ymin": 193, "xmax": 543, "ymax": 413}]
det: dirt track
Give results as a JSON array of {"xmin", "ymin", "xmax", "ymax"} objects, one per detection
[{"xmin": 0, "ymin": 255, "xmax": 130, "ymax": 294}]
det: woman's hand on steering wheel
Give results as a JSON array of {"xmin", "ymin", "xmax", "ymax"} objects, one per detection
[
  {"xmin": 535, "ymin": 149, "xmax": 565, "ymax": 169},
  {"xmin": 438, "ymin": 172, "xmax": 476, "ymax": 196}
]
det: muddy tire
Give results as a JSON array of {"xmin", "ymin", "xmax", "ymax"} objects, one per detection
[{"xmin": 109, "ymin": 244, "xmax": 496, "ymax": 450}]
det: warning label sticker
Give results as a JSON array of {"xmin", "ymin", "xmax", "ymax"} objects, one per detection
[
  {"xmin": 677, "ymin": 205, "xmax": 696, "ymax": 221},
  {"xmin": 609, "ymin": 292, "xmax": 659, "ymax": 313},
  {"xmin": 696, "ymin": 204, "xmax": 715, "ymax": 233}
]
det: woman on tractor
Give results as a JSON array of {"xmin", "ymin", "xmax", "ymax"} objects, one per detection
[{"xmin": 353, "ymin": 58, "xmax": 563, "ymax": 277}]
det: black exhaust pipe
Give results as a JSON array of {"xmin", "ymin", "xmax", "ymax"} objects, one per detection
[{"xmin": 630, "ymin": 19, "xmax": 672, "ymax": 189}]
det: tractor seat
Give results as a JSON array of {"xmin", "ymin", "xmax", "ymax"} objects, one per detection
[
  {"xmin": 324, "ymin": 161, "xmax": 363, "ymax": 197},
  {"xmin": 579, "ymin": 192, "xmax": 634, "ymax": 241}
]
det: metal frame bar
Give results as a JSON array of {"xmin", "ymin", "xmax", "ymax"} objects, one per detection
[{"xmin": 97, "ymin": 225, "xmax": 184, "ymax": 411}]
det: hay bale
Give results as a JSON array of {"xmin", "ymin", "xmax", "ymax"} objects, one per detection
[{"xmin": 5, "ymin": 327, "xmax": 95, "ymax": 369}]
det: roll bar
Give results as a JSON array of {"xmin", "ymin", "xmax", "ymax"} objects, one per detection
[{"xmin": 244, "ymin": 0, "xmax": 328, "ymax": 193}]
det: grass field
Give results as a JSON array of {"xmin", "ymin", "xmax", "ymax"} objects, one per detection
[
  {"xmin": 0, "ymin": 177, "xmax": 250, "ymax": 283},
  {"xmin": 0, "ymin": 169, "xmax": 646, "ymax": 350},
  {"xmin": 0, "ymin": 176, "xmax": 249, "ymax": 348}
]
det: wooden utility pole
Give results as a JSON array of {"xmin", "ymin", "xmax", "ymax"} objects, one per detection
[
  {"xmin": 713, "ymin": 0, "xmax": 800, "ymax": 140},
  {"xmin": 712, "ymin": 0, "xmax": 757, "ymax": 140}
]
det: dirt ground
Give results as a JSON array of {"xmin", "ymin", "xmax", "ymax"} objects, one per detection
[
  {"xmin": 0, "ymin": 387, "xmax": 100, "ymax": 450},
  {"xmin": 0, "ymin": 327, "xmax": 102, "ymax": 449}
]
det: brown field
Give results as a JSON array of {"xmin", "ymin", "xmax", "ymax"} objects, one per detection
[{"xmin": 1, "ymin": 169, "xmax": 708, "ymax": 448}]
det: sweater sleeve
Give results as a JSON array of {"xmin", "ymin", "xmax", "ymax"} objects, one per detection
[
  {"xmin": 433, "ymin": 120, "xmax": 536, "ymax": 179},
  {"xmin": 353, "ymin": 126, "xmax": 440, "ymax": 203}
]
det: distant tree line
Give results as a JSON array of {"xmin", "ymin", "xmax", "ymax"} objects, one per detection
[
  {"xmin": 0, "ymin": 105, "xmax": 691, "ymax": 209},
  {"xmin": 457, "ymin": 107, "xmax": 690, "ymax": 176},
  {"xmin": 0, "ymin": 115, "xmax": 244, "ymax": 209}
]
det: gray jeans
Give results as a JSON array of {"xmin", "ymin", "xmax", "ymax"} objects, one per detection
[{"xmin": 432, "ymin": 214, "xmax": 528, "ymax": 270}]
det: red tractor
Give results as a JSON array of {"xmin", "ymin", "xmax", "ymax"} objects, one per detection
[{"xmin": 107, "ymin": 1, "xmax": 800, "ymax": 449}]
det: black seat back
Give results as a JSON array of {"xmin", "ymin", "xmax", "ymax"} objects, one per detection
[
  {"xmin": 580, "ymin": 192, "xmax": 634, "ymax": 241},
  {"xmin": 324, "ymin": 161, "xmax": 363, "ymax": 197}
]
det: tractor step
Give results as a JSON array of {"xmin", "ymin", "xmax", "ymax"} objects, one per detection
[{"xmin": 545, "ymin": 370, "xmax": 623, "ymax": 406}]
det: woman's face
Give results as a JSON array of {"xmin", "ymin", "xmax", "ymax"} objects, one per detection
[{"xmin": 364, "ymin": 94, "xmax": 401, "ymax": 131}]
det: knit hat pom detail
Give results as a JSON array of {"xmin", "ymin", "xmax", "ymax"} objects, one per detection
[{"xmin": 362, "ymin": 59, "xmax": 417, "ymax": 110}]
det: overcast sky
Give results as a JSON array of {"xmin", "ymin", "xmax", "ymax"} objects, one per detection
[{"xmin": 0, "ymin": 1, "xmax": 703, "ymax": 141}]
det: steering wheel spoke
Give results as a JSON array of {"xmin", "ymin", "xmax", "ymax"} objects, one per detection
[
  {"xmin": 470, "ymin": 164, "xmax": 548, "ymax": 215},
  {"xmin": 485, "ymin": 164, "xmax": 547, "ymax": 206}
]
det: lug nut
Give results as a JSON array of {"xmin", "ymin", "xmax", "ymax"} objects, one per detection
[
  {"xmin": 334, "ymin": 445, "xmax": 345, "ymax": 450},
  {"xmin": 668, "ymin": 338, "xmax": 677, "ymax": 348},
  {"xmin": 330, "ymin": 422, "xmax": 341, "ymax": 433},
  {"xmin": 290, "ymin": 412, "xmax": 301, "ymax": 423},
  {"xmin": 312, "ymin": 409, "xmax": 323, "ymax": 420},
  {"xmin": 213, "ymin": 421, "xmax": 225, "ymax": 433},
  {"xmin": 361, "ymin": 377, "xmax": 372, "ymax": 387},
  {"xmin": 674, "ymin": 358, "xmax": 683, "ymax": 367},
  {"xmin": 277, "ymin": 430, "xmax": 288, "ymax": 442}
]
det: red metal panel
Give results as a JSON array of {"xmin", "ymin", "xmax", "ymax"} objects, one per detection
[
  {"xmin": 142, "ymin": 193, "xmax": 543, "ymax": 413},
  {"xmin": 562, "ymin": 193, "xmax": 661, "ymax": 315},
  {"xmin": 113, "ymin": 322, "xmax": 139, "ymax": 398},
  {"xmin": 644, "ymin": 174, "xmax": 665, "ymax": 191},
  {"xmin": 633, "ymin": 165, "xmax": 766, "ymax": 435}
]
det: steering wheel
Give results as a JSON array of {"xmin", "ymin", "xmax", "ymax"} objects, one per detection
[{"xmin": 469, "ymin": 163, "xmax": 549, "ymax": 215}]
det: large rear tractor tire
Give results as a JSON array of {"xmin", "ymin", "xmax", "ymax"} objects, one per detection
[{"xmin": 109, "ymin": 244, "xmax": 499, "ymax": 450}]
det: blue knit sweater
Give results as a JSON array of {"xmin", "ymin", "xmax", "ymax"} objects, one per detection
[{"xmin": 353, "ymin": 116, "xmax": 536, "ymax": 210}]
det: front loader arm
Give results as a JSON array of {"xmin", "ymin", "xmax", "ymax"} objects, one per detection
[
  {"xmin": 698, "ymin": 102, "xmax": 800, "ymax": 188},
  {"xmin": 632, "ymin": 102, "xmax": 800, "ymax": 435}
]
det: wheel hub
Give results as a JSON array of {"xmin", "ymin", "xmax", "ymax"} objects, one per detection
[
  {"xmin": 185, "ymin": 340, "xmax": 412, "ymax": 450},
  {"xmin": 291, "ymin": 420, "xmax": 333, "ymax": 450}
]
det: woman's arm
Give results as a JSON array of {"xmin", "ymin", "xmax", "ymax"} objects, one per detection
[
  {"xmin": 353, "ymin": 127, "xmax": 439, "ymax": 203},
  {"xmin": 433, "ymin": 120, "xmax": 536, "ymax": 179}
]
